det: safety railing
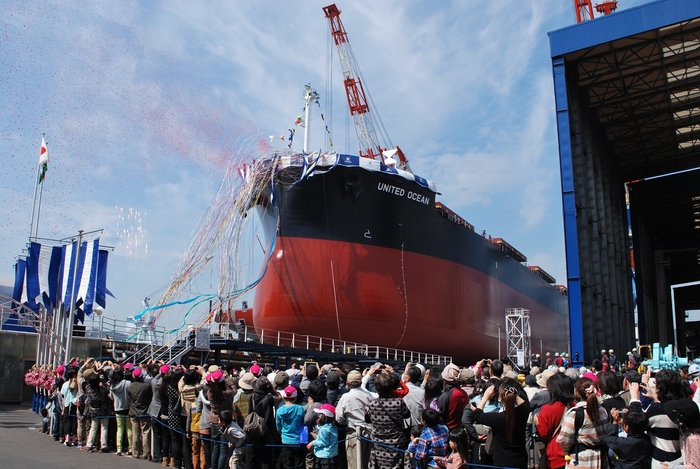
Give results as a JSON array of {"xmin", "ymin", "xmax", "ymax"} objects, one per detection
[
  {"xmin": 2, "ymin": 298, "xmax": 453, "ymax": 366},
  {"xmin": 212, "ymin": 322, "xmax": 453, "ymax": 365}
]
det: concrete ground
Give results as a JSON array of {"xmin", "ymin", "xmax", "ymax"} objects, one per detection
[{"xmin": 0, "ymin": 405, "xmax": 160, "ymax": 469}]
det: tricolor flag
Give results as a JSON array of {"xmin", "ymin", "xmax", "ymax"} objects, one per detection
[
  {"xmin": 38, "ymin": 136, "xmax": 49, "ymax": 183},
  {"xmin": 26, "ymin": 242, "xmax": 63, "ymax": 313}
]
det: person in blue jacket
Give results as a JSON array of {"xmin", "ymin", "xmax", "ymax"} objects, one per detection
[
  {"xmin": 276, "ymin": 386, "xmax": 305, "ymax": 469},
  {"xmin": 307, "ymin": 404, "xmax": 338, "ymax": 469}
]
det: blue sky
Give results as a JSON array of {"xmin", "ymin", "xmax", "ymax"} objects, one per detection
[{"xmin": 1, "ymin": 0, "xmax": 651, "ymax": 330}]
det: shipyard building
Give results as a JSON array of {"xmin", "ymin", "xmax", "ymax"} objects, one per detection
[{"xmin": 549, "ymin": 0, "xmax": 700, "ymax": 363}]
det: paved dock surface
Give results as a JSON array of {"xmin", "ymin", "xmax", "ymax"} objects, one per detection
[{"xmin": 0, "ymin": 405, "xmax": 153, "ymax": 469}]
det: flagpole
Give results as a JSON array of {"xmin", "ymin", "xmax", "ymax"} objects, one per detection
[
  {"xmin": 35, "ymin": 304, "xmax": 44, "ymax": 368},
  {"xmin": 29, "ymin": 134, "xmax": 48, "ymax": 240},
  {"xmin": 34, "ymin": 175, "xmax": 45, "ymax": 240},
  {"xmin": 64, "ymin": 230, "xmax": 83, "ymax": 364},
  {"xmin": 29, "ymin": 164, "xmax": 41, "ymax": 240}
]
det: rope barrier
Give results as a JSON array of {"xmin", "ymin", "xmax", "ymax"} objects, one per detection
[{"xmin": 49, "ymin": 413, "xmax": 522, "ymax": 469}]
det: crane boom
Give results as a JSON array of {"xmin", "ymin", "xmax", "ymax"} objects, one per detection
[
  {"xmin": 323, "ymin": 4, "xmax": 410, "ymax": 171},
  {"xmin": 574, "ymin": 0, "xmax": 594, "ymax": 22}
]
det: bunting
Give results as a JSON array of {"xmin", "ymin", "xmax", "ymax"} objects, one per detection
[
  {"xmin": 77, "ymin": 239, "xmax": 100, "ymax": 320},
  {"xmin": 26, "ymin": 242, "xmax": 63, "ymax": 313},
  {"xmin": 9, "ymin": 238, "xmax": 111, "ymax": 324},
  {"xmin": 95, "ymin": 249, "xmax": 114, "ymax": 309},
  {"xmin": 12, "ymin": 258, "xmax": 27, "ymax": 304}
]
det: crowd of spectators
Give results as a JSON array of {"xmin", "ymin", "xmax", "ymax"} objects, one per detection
[{"xmin": 34, "ymin": 353, "xmax": 700, "ymax": 469}]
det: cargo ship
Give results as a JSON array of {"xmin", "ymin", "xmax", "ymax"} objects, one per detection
[
  {"xmin": 250, "ymin": 152, "xmax": 569, "ymax": 364},
  {"xmin": 250, "ymin": 5, "xmax": 569, "ymax": 364}
]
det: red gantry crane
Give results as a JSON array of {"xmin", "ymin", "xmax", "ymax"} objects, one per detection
[
  {"xmin": 575, "ymin": 0, "xmax": 619, "ymax": 23},
  {"xmin": 322, "ymin": 4, "xmax": 411, "ymax": 172}
]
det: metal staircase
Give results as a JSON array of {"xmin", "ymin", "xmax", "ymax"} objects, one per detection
[
  {"xmin": 0, "ymin": 293, "xmax": 66, "ymax": 366},
  {"xmin": 127, "ymin": 328, "xmax": 194, "ymax": 365}
]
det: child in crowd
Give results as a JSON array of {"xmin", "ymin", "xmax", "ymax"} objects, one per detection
[
  {"xmin": 49, "ymin": 378, "xmax": 64, "ymax": 442},
  {"xmin": 219, "ymin": 410, "xmax": 245, "ymax": 469},
  {"xmin": 306, "ymin": 404, "xmax": 339, "ymax": 469},
  {"xmin": 40, "ymin": 408, "xmax": 50, "ymax": 434},
  {"xmin": 407, "ymin": 424, "xmax": 425, "ymax": 469},
  {"xmin": 434, "ymin": 428, "xmax": 470, "ymax": 469},
  {"xmin": 76, "ymin": 380, "xmax": 89, "ymax": 449},
  {"xmin": 413, "ymin": 409, "xmax": 450, "ymax": 467},
  {"xmin": 276, "ymin": 386, "xmax": 306, "ymax": 469},
  {"xmin": 187, "ymin": 400, "xmax": 204, "ymax": 469},
  {"xmin": 604, "ymin": 408, "xmax": 650, "ymax": 469}
]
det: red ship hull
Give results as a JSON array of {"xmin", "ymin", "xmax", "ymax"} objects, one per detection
[{"xmin": 253, "ymin": 236, "xmax": 568, "ymax": 364}]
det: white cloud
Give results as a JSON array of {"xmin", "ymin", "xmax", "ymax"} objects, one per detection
[{"xmin": 3, "ymin": 0, "xmax": 653, "ymax": 322}]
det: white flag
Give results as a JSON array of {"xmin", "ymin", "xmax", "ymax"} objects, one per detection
[
  {"xmin": 39, "ymin": 136, "xmax": 49, "ymax": 165},
  {"xmin": 38, "ymin": 136, "xmax": 49, "ymax": 183}
]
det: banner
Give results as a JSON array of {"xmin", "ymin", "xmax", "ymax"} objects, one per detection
[{"xmin": 13, "ymin": 258, "xmax": 27, "ymax": 304}]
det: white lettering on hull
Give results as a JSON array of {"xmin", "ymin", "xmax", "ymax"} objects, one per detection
[
  {"xmin": 377, "ymin": 182, "xmax": 430, "ymax": 205},
  {"xmin": 377, "ymin": 182, "xmax": 405, "ymax": 196}
]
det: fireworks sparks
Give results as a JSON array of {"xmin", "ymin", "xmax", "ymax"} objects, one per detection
[{"xmin": 106, "ymin": 206, "xmax": 147, "ymax": 258}]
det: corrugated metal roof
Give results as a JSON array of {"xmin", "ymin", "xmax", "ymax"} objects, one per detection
[{"xmin": 549, "ymin": 0, "xmax": 700, "ymax": 57}]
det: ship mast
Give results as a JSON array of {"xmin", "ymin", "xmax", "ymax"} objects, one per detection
[
  {"xmin": 322, "ymin": 4, "xmax": 411, "ymax": 172},
  {"xmin": 302, "ymin": 85, "xmax": 319, "ymax": 153}
]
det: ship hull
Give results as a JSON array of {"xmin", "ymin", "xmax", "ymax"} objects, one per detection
[{"xmin": 252, "ymin": 156, "xmax": 568, "ymax": 364}]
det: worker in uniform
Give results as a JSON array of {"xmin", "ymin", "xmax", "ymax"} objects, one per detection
[
  {"xmin": 531, "ymin": 354, "xmax": 541, "ymax": 368},
  {"xmin": 601, "ymin": 349, "xmax": 609, "ymax": 372},
  {"xmin": 555, "ymin": 353, "xmax": 564, "ymax": 368},
  {"xmin": 608, "ymin": 349, "xmax": 617, "ymax": 373},
  {"xmin": 632, "ymin": 347, "xmax": 641, "ymax": 370},
  {"xmin": 545, "ymin": 352, "xmax": 554, "ymax": 367}
]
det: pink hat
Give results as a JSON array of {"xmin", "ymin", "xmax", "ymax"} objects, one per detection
[
  {"xmin": 132, "ymin": 367, "xmax": 143, "ymax": 378},
  {"xmin": 160, "ymin": 365, "xmax": 171, "ymax": 375},
  {"xmin": 250, "ymin": 364, "xmax": 261, "ymax": 376},
  {"xmin": 56, "ymin": 365, "xmax": 65, "ymax": 377},
  {"xmin": 279, "ymin": 386, "xmax": 298, "ymax": 399},
  {"xmin": 206, "ymin": 370, "xmax": 225, "ymax": 383},
  {"xmin": 124, "ymin": 363, "xmax": 134, "ymax": 370},
  {"xmin": 313, "ymin": 403, "xmax": 336, "ymax": 418}
]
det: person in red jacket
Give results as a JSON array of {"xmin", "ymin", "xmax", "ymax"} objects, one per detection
[
  {"xmin": 437, "ymin": 364, "xmax": 469, "ymax": 430},
  {"xmin": 555, "ymin": 353, "xmax": 564, "ymax": 368},
  {"xmin": 535, "ymin": 373, "xmax": 576, "ymax": 469}
]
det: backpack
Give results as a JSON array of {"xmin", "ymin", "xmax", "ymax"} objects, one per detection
[
  {"xmin": 242, "ymin": 396, "xmax": 267, "ymax": 438},
  {"xmin": 564, "ymin": 407, "xmax": 599, "ymax": 464},
  {"xmin": 243, "ymin": 409, "xmax": 266, "ymax": 438}
]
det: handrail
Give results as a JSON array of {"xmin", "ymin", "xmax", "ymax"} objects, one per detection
[
  {"xmin": 2, "ymin": 295, "xmax": 453, "ymax": 365},
  {"xmin": 0, "ymin": 297, "xmax": 67, "ymax": 362},
  {"xmin": 229, "ymin": 323, "xmax": 452, "ymax": 365}
]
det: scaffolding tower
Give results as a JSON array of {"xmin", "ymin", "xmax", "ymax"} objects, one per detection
[{"xmin": 506, "ymin": 308, "xmax": 532, "ymax": 369}]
